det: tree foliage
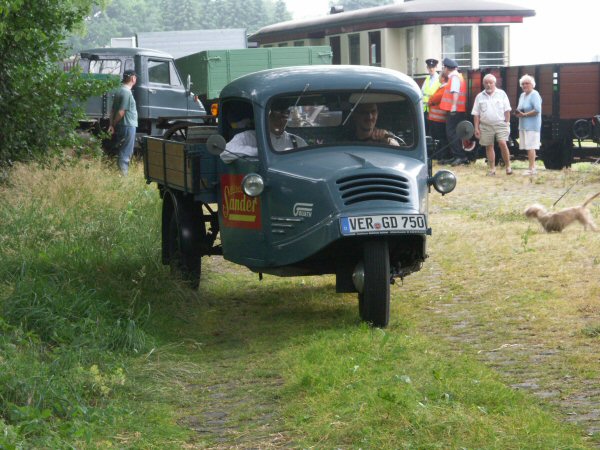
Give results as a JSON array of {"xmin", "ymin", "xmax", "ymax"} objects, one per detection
[
  {"xmin": 0, "ymin": 0, "xmax": 392, "ymax": 166},
  {"xmin": 0, "ymin": 0, "xmax": 115, "ymax": 166},
  {"xmin": 271, "ymin": 0, "xmax": 292, "ymax": 23},
  {"xmin": 66, "ymin": 0, "xmax": 396, "ymax": 52},
  {"xmin": 69, "ymin": 0, "xmax": 393, "ymax": 51},
  {"xmin": 332, "ymin": 0, "xmax": 393, "ymax": 12},
  {"xmin": 68, "ymin": 0, "xmax": 297, "ymax": 51}
]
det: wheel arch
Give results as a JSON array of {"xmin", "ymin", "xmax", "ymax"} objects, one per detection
[{"xmin": 161, "ymin": 189, "xmax": 206, "ymax": 266}]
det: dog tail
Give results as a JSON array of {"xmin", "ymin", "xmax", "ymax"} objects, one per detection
[{"xmin": 582, "ymin": 191, "xmax": 600, "ymax": 207}]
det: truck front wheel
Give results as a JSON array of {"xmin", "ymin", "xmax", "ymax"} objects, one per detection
[
  {"xmin": 166, "ymin": 201, "xmax": 203, "ymax": 289},
  {"xmin": 358, "ymin": 240, "xmax": 391, "ymax": 327}
]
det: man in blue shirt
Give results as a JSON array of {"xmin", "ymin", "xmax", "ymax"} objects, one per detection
[{"xmin": 109, "ymin": 70, "xmax": 138, "ymax": 175}]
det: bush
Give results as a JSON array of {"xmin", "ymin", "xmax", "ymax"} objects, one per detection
[{"xmin": 0, "ymin": 0, "xmax": 111, "ymax": 167}]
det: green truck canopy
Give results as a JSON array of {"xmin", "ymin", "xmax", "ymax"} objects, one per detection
[{"xmin": 175, "ymin": 46, "xmax": 333, "ymax": 103}]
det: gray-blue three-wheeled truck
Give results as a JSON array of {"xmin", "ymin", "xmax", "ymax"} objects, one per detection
[{"xmin": 143, "ymin": 65, "xmax": 458, "ymax": 327}]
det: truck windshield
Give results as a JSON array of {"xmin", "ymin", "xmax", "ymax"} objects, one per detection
[{"xmin": 268, "ymin": 91, "xmax": 416, "ymax": 152}]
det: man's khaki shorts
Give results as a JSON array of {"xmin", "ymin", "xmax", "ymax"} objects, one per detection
[{"xmin": 479, "ymin": 121, "xmax": 509, "ymax": 146}]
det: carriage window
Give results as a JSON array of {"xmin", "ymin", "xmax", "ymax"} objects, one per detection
[
  {"xmin": 268, "ymin": 92, "xmax": 416, "ymax": 152},
  {"xmin": 442, "ymin": 26, "xmax": 472, "ymax": 69},
  {"xmin": 349, "ymin": 34, "xmax": 361, "ymax": 65},
  {"xmin": 479, "ymin": 26, "xmax": 507, "ymax": 68}
]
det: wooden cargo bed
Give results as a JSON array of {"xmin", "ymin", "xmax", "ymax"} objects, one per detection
[{"xmin": 143, "ymin": 127, "xmax": 219, "ymax": 200}]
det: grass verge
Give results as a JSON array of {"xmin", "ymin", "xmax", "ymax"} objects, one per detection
[{"xmin": 1, "ymin": 158, "xmax": 599, "ymax": 448}]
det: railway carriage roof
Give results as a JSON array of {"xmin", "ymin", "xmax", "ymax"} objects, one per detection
[{"xmin": 250, "ymin": 0, "xmax": 535, "ymax": 43}]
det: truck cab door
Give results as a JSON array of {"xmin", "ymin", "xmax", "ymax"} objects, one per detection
[
  {"xmin": 218, "ymin": 159, "xmax": 268, "ymax": 267},
  {"xmin": 216, "ymin": 99, "xmax": 268, "ymax": 267},
  {"xmin": 144, "ymin": 57, "xmax": 193, "ymax": 119}
]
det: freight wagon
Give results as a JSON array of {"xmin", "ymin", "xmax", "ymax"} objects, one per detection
[{"xmin": 465, "ymin": 62, "xmax": 600, "ymax": 169}]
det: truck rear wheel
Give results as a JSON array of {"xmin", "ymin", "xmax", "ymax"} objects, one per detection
[
  {"xmin": 358, "ymin": 240, "xmax": 390, "ymax": 327},
  {"xmin": 168, "ymin": 213, "xmax": 201, "ymax": 288}
]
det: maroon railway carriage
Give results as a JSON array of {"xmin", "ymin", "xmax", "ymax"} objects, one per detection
[{"xmin": 465, "ymin": 62, "xmax": 600, "ymax": 169}]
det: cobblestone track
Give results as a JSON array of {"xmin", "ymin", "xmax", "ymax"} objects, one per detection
[{"xmin": 418, "ymin": 264, "xmax": 600, "ymax": 441}]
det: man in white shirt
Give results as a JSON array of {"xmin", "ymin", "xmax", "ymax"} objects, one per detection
[
  {"xmin": 471, "ymin": 73, "xmax": 513, "ymax": 176},
  {"xmin": 221, "ymin": 104, "xmax": 307, "ymax": 163}
]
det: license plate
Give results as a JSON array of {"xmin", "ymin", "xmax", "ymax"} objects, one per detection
[{"xmin": 340, "ymin": 214, "xmax": 427, "ymax": 235}]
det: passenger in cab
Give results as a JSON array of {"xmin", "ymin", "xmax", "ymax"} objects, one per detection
[
  {"xmin": 221, "ymin": 101, "xmax": 307, "ymax": 163},
  {"xmin": 348, "ymin": 103, "xmax": 400, "ymax": 146}
]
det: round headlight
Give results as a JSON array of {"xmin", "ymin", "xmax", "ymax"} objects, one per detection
[
  {"xmin": 432, "ymin": 170, "xmax": 457, "ymax": 194},
  {"xmin": 241, "ymin": 173, "xmax": 264, "ymax": 197}
]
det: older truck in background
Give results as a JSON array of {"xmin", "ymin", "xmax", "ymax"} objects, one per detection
[
  {"xmin": 142, "ymin": 65, "xmax": 460, "ymax": 327},
  {"xmin": 464, "ymin": 62, "xmax": 600, "ymax": 169},
  {"xmin": 71, "ymin": 46, "xmax": 333, "ymax": 143},
  {"xmin": 72, "ymin": 47, "xmax": 208, "ymax": 139}
]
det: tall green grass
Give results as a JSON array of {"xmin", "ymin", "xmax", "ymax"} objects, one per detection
[{"xmin": 0, "ymin": 159, "xmax": 177, "ymax": 447}]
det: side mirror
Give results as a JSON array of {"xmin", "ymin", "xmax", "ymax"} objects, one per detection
[
  {"xmin": 456, "ymin": 120, "xmax": 474, "ymax": 140},
  {"xmin": 206, "ymin": 134, "xmax": 226, "ymax": 156},
  {"xmin": 456, "ymin": 120, "xmax": 476, "ymax": 152}
]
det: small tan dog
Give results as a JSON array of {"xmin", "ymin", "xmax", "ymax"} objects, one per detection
[{"xmin": 524, "ymin": 191, "xmax": 600, "ymax": 232}]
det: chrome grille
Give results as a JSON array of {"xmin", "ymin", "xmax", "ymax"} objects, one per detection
[{"xmin": 336, "ymin": 173, "xmax": 410, "ymax": 205}]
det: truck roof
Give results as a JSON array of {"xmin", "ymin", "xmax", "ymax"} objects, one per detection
[
  {"xmin": 79, "ymin": 47, "xmax": 174, "ymax": 59},
  {"xmin": 219, "ymin": 65, "xmax": 421, "ymax": 106}
]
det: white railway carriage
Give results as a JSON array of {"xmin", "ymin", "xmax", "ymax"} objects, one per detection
[{"xmin": 249, "ymin": 0, "xmax": 535, "ymax": 77}]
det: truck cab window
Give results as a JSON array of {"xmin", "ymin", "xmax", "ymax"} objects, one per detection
[
  {"xmin": 269, "ymin": 92, "xmax": 416, "ymax": 152},
  {"xmin": 147, "ymin": 60, "xmax": 182, "ymax": 87},
  {"xmin": 148, "ymin": 59, "xmax": 170, "ymax": 85},
  {"xmin": 222, "ymin": 100, "xmax": 255, "ymax": 141},
  {"xmin": 88, "ymin": 59, "xmax": 121, "ymax": 75},
  {"xmin": 169, "ymin": 62, "xmax": 182, "ymax": 87},
  {"xmin": 124, "ymin": 59, "xmax": 135, "ymax": 72}
]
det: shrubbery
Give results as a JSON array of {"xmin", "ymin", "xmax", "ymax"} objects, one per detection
[{"xmin": 0, "ymin": 0, "xmax": 111, "ymax": 169}]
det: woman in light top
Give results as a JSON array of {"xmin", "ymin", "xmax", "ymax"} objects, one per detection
[{"xmin": 515, "ymin": 74, "xmax": 542, "ymax": 175}]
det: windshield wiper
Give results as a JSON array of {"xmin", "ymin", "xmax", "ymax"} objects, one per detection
[
  {"xmin": 342, "ymin": 81, "xmax": 372, "ymax": 126},
  {"xmin": 283, "ymin": 83, "xmax": 310, "ymax": 132}
]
